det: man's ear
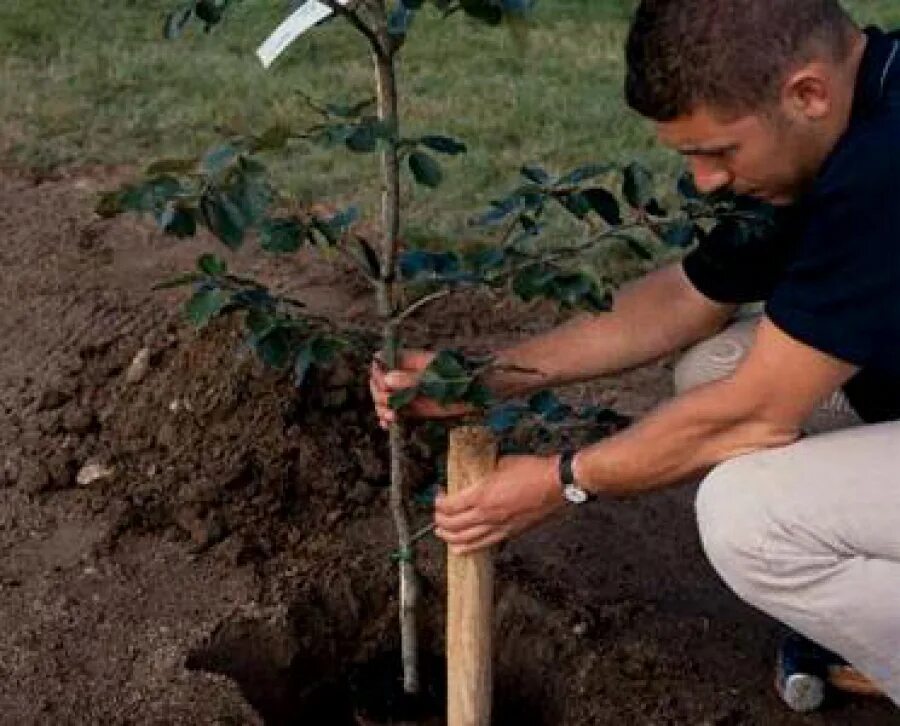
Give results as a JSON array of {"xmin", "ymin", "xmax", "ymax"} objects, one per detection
[{"xmin": 782, "ymin": 63, "xmax": 833, "ymax": 121}]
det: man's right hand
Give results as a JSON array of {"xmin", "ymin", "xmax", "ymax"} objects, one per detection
[{"xmin": 370, "ymin": 350, "xmax": 474, "ymax": 430}]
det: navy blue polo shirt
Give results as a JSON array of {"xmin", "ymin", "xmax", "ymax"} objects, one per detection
[{"xmin": 683, "ymin": 26, "xmax": 900, "ymax": 422}]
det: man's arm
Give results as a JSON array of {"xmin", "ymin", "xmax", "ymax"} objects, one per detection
[
  {"xmin": 435, "ymin": 318, "xmax": 859, "ymax": 553},
  {"xmin": 372, "ymin": 262, "xmax": 734, "ymax": 427},
  {"xmin": 574, "ymin": 318, "xmax": 858, "ymax": 495},
  {"xmin": 486, "ymin": 262, "xmax": 736, "ymax": 398}
]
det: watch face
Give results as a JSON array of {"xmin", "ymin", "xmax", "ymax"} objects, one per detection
[{"xmin": 564, "ymin": 485, "xmax": 589, "ymax": 505}]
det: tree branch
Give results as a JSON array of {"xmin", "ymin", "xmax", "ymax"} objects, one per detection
[
  {"xmin": 394, "ymin": 289, "xmax": 452, "ymax": 324},
  {"xmin": 320, "ymin": 0, "xmax": 384, "ymax": 55}
]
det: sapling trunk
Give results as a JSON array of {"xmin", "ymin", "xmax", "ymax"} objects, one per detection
[{"xmin": 373, "ymin": 32, "xmax": 420, "ymax": 695}]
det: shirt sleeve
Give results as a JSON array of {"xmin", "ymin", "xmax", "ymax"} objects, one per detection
[
  {"xmin": 765, "ymin": 186, "xmax": 897, "ymax": 368},
  {"xmin": 681, "ymin": 205, "xmax": 798, "ymax": 305}
]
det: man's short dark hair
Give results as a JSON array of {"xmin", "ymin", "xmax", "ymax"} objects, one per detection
[{"xmin": 625, "ymin": 0, "xmax": 858, "ymax": 122}]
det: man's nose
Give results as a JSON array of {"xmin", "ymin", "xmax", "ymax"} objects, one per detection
[{"xmin": 690, "ymin": 161, "xmax": 733, "ymax": 195}]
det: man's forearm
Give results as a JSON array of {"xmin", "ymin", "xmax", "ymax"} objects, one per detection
[
  {"xmin": 485, "ymin": 264, "xmax": 735, "ymax": 399},
  {"xmin": 574, "ymin": 377, "xmax": 800, "ymax": 496}
]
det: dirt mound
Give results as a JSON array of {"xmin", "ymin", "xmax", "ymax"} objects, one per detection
[{"xmin": 0, "ymin": 167, "xmax": 894, "ymax": 724}]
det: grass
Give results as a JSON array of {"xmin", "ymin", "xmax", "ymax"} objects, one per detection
[{"xmin": 2, "ymin": 0, "xmax": 899, "ymax": 241}]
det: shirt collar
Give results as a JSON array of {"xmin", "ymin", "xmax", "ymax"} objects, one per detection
[{"xmin": 852, "ymin": 26, "xmax": 900, "ymax": 118}]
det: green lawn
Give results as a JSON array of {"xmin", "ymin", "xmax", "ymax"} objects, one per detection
[{"xmin": 2, "ymin": 0, "xmax": 898, "ymax": 239}]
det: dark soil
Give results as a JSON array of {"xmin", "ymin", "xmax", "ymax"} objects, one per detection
[{"xmin": 0, "ymin": 167, "xmax": 895, "ymax": 725}]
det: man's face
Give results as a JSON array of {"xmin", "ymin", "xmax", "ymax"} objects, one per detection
[{"xmin": 657, "ymin": 105, "xmax": 829, "ymax": 206}]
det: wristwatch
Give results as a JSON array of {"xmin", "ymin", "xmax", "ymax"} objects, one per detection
[{"xmin": 558, "ymin": 449, "xmax": 594, "ymax": 505}]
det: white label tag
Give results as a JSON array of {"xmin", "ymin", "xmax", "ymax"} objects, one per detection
[{"xmin": 256, "ymin": 0, "xmax": 349, "ymax": 69}]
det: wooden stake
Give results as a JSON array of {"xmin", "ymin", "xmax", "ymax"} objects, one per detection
[{"xmin": 447, "ymin": 426, "xmax": 497, "ymax": 726}]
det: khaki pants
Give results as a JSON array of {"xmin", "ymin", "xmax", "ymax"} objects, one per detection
[{"xmin": 676, "ymin": 316, "xmax": 900, "ymax": 704}]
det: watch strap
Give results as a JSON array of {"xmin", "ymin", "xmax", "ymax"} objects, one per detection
[{"xmin": 558, "ymin": 449, "xmax": 594, "ymax": 503}]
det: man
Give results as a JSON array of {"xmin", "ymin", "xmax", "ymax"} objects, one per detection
[{"xmin": 370, "ymin": 0, "xmax": 900, "ymax": 709}]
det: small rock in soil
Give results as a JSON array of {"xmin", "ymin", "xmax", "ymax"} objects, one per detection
[
  {"xmin": 48, "ymin": 455, "xmax": 78, "ymax": 489},
  {"xmin": 19, "ymin": 461, "xmax": 51, "ymax": 494},
  {"xmin": 1, "ymin": 458, "xmax": 22, "ymax": 488},
  {"xmin": 156, "ymin": 421, "xmax": 179, "ymax": 450},
  {"xmin": 76, "ymin": 461, "xmax": 115, "ymax": 487},
  {"xmin": 125, "ymin": 347, "xmax": 151, "ymax": 384},
  {"xmin": 62, "ymin": 405, "xmax": 96, "ymax": 435},
  {"xmin": 37, "ymin": 387, "xmax": 72, "ymax": 412},
  {"xmin": 175, "ymin": 506, "xmax": 228, "ymax": 552}
]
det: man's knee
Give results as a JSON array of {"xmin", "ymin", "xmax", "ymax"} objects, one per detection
[
  {"xmin": 673, "ymin": 318, "xmax": 758, "ymax": 394},
  {"xmin": 695, "ymin": 455, "xmax": 773, "ymax": 604}
]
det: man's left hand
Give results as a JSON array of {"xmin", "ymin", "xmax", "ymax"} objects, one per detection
[{"xmin": 434, "ymin": 454, "xmax": 565, "ymax": 555}]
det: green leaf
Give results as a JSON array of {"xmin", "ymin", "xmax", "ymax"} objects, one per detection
[
  {"xmin": 255, "ymin": 328, "xmax": 291, "ymax": 368},
  {"xmin": 311, "ymin": 207, "xmax": 359, "ymax": 246},
  {"xmin": 195, "ymin": 0, "xmax": 227, "ymax": 27},
  {"xmin": 465, "ymin": 247, "xmax": 507, "ymax": 277},
  {"xmin": 198, "ymin": 253, "xmax": 228, "ymax": 276},
  {"xmin": 201, "ymin": 144, "xmax": 240, "ymax": 176},
  {"xmin": 520, "ymin": 164, "xmax": 551, "ymax": 186},
  {"xmin": 409, "ymin": 151, "xmax": 443, "ymax": 188},
  {"xmin": 582, "ymin": 188, "xmax": 622, "ymax": 226},
  {"xmin": 347, "ymin": 238, "xmax": 381, "ymax": 278},
  {"xmin": 294, "ymin": 336, "xmax": 346, "ymax": 387},
  {"xmin": 164, "ymin": 4, "xmax": 194, "ymax": 39},
  {"xmin": 116, "ymin": 176, "xmax": 184, "ymax": 214},
  {"xmin": 200, "ymin": 192, "xmax": 246, "ymax": 249},
  {"xmin": 315, "ymin": 123, "xmax": 354, "ymax": 148},
  {"xmin": 388, "ymin": 2, "xmax": 416, "ymax": 36},
  {"xmin": 233, "ymin": 288, "xmax": 277, "ymax": 313},
  {"xmin": 260, "ymin": 218, "xmax": 304, "ymax": 254},
  {"xmin": 185, "ymin": 288, "xmax": 227, "ymax": 327},
  {"xmin": 419, "ymin": 135, "xmax": 467, "ymax": 155},
  {"xmin": 623, "ymin": 162, "xmax": 654, "ymax": 209},
  {"xmin": 460, "ymin": 0, "xmax": 503, "ymax": 25},
  {"xmin": 472, "ymin": 197, "xmax": 519, "ymax": 226},
  {"xmin": 345, "ymin": 118, "xmax": 393, "ymax": 153},
  {"xmin": 252, "ymin": 124, "xmax": 293, "ymax": 152},
  {"xmin": 528, "ymin": 390, "xmax": 571, "ymax": 422},
  {"xmin": 245, "ymin": 308, "xmax": 276, "ymax": 337},
  {"xmin": 616, "ymin": 233, "xmax": 653, "ymax": 261},
  {"xmin": 661, "ymin": 221, "xmax": 696, "ymax": 249},
  {"xmin": 146, "ymin": 157, "xmax": 197, "ymax": 175},
  {"xmin": 157, "ymin": 204, "xmax": 197, "ymax": 238},
  {"xmin": 556, "ymin": 163, "xmax": 612, "ymax": 188},
  {"xmin": 549, "ymin": 272, "xmax": 592, "ymax": 308},
  {"xmin": 500, "ymin": 0, "xmax": 534, "ymax": 14},
  {"xmin": 229, "ymin": 166, "xmax": 273, "ymax": 226},
  {"xmin": 465, "ymin": 382, "xmax": 493, "ymax": 408},
  {"xmin": 419, "ymin": 350, "xmax": 471, "ymax": 404},
  {"xmin": 399, "ymin": 250, "xmax": 462, "ymax": 280},
  {"xmin": 645, "ymin": 199, "xmax": 667, "ymax": 217},
  {"xmin": 388, "ymin": 387, "xmax": 419, "ymax": 411},
  {"xmin": 486, "ymin": 404, "xmax": 527, "ymax": 434},
  {"xmin": 512, "ymin": 265, "xmax": 553, "ymax": 301},
  {"xmin": 677, "ymin": 172, "xmax": 701, "ymax": 200},
  {"xmin": 559, "ymin": 192, "xmax": 592, "ymax": 219}
]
